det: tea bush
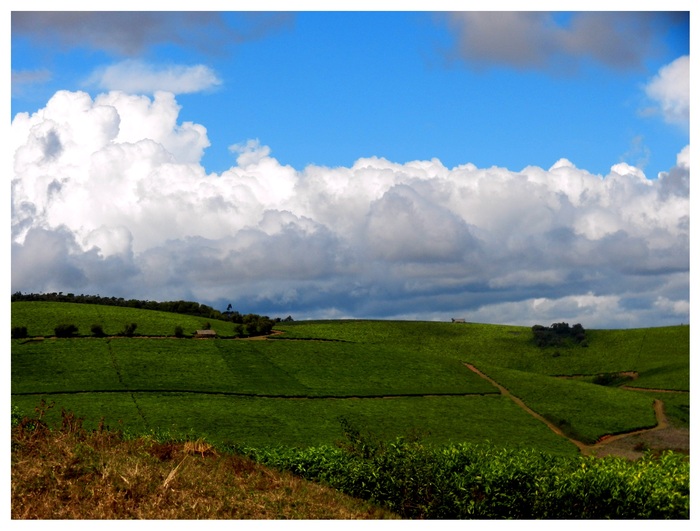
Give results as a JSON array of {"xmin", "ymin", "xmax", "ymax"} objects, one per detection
[
  {"xmin": 246, "ymin": 428, "xmax": 689, "ymax": 519},
  {"xmin": 90, "ymin": 324, "xmax": 105, "ymax": 337},
  {"xmin": 54, "ymin": 324, "xmax": 78, "ymax": 337},
  {"xmin": 118, "ymin": 323, "xmax": 138, "ymax": 337},
  {"xmin": 11, "ymin": 326, "xmax": 28, "ymax": 339}
]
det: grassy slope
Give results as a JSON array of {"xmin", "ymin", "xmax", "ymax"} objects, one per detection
[
  {"xmin": 12, "ymin": 337, "xmax": 495, "ymax": 396},
  {"xmin": 11, "ymin": 300, "xmax": 243, "ymax": 337},
  {"xmin": 11, "ymin": 303, "xmax": 689, "ymax": 456},
  {"xmin": 275, "ymin": 320, "xmax": 688, "ymax": 441},
  {"xmin": 473, "ymin": 363, "xmax": 658, "ymax": 444},
  {"xmin": 11, "ymin": 414, "xmax": 399, "ymax": 520},
  {"xmin": 274, "ymin": 320, "xmax": 689, "ymax": 390},
  {"xmin": 13, "ymin": 393, "xmax": 579, "ymax": 455}
]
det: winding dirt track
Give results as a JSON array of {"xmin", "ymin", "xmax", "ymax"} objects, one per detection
[{"xmin": 464, "ymin": 363, "xmax": 671, "ymax": 457}]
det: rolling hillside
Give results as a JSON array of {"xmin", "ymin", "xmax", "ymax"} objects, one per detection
[{"xmin": 11, "ymin": 301, "xmax": 689, "ymax": 458}]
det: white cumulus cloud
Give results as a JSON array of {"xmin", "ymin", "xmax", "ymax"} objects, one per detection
[
  {"xmin": 644, "ymin": 55, "xmax": 689, "ymax": 128},
  {"xmin": 88, "ymin": 60, "xmax": 222, "ymax": 95},
  {"xmin": 10, "ymin": 90, "xmax": 690, "ymax": 328}
]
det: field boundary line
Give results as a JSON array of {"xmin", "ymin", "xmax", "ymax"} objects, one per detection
[{"xmin": 10, "ymin": 389, "xmax": 499, "ymax": 399}]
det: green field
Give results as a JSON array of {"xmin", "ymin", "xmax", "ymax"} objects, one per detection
[
  {"xmin": 10, "ymin": 301, "xmax": 244, "ymax": 337},
  {"xmin": 11, "ymin": 303, "xmax": 689, "ymax": 457}
]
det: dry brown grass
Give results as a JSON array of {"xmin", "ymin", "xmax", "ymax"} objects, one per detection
[{"xmin": 11, "ymin": 410, "xmax": 399, "ymax": 520}]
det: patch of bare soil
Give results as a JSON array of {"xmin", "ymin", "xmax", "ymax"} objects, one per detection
[
  {"xmin": 237, "ymin": 330, "xmax": 285, "ymax": 341},
  {"xmin": 619, "ymin": 371, "xmax": 639, "ymax": 380},
  {"xmin": 587, "ymin": 425, "xmax": 689, "ymax": 460}
]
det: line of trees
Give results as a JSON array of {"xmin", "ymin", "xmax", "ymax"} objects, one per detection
[
  {"xmin": 11, "ymin": 292, "xmax": 292, "ymax": 335},
  {"xmin": 12, "ymin": 292, "xmax": 226, "ymax": 319}
]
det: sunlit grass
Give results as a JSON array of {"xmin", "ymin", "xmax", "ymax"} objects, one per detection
[
  {"xmin": 11, "ymin": 393, "xmax": 581, "ymax": 456},
  {"xmin": 12, "ymin": 303, "xmax": 688, "ymax": 454},
  {"xmin": 11, "ymin": 409, "xmax": 399, "ymax": 520},
  {"xmin": 474, "ymin": 363, "xmax": 659, "ymax": 444},
  {"xmin": 11, "ymin": 301, "xmax": 243, "ymax": 337}
]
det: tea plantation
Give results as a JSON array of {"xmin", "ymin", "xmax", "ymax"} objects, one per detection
[{"xmin": 11, "ymin": 301, "xmax": 690, "ymax": 518}]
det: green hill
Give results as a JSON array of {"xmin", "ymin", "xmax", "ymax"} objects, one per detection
[
  {"xmin": 11, "ymin": 302, "xmax": 689, "ymax": 457},
  {"xmin": 11, "ymin": 300, "xmax": 244, "ymax": 338}
]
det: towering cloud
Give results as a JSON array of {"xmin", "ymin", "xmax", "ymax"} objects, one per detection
[{"xmin": 11, "ymin": 90, "xmax": 689, "ymax": 328}]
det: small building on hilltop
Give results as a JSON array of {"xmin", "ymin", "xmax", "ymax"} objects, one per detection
[
  {"xmin": 451, "ymin": 318, "xmax": 465, "ymax": 323},
  {"xmin": 194, "ymin": 329, "xmax": 217, "ymax": 338}
]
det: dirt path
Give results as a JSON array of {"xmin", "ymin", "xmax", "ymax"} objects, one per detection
[
  {"xmin": 237, "ymin": 330, "xmax": 285, "ymax": 340},
  {"xmin": 464, "ymin": 363, "xmax": 682, "ymax": 458},
  {"xmin": 620, "ymin": 385, "xmax": 688, "ymax": 394}
]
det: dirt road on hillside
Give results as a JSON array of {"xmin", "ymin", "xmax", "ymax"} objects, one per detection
[{"xmin": 464, "ymin": 363, "xmax": 688, "ymax": 459}]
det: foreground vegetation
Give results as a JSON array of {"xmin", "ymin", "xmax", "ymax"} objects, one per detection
[
  {"xmin": 11, "ymin": 406, "xmax": 397, "ymax": 520},
  {"xmin": 246, "ymin": 426, "xmax": 689, "ymax": 519},
  {"xmin": 11, "ymin": 406, "xmax": 689, "ymax": 519}
]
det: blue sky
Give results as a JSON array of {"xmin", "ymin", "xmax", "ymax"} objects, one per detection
[
  {"xmin": 9, "ymin": 5, "xmax": 692, "ymax": 328},
  {"xmin": 12, "ymin": 9, "xmax": 689, "ymax": 178}
]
